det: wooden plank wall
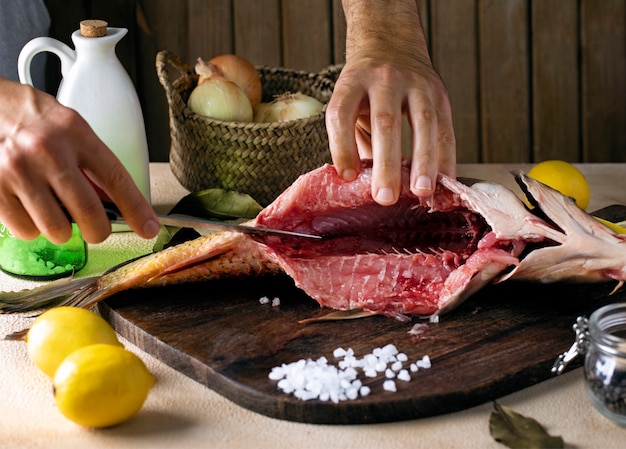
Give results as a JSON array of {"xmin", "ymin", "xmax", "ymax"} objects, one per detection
[{"xmin": 44, "ymin": 0, "xmax": 625, "ymax": 165}]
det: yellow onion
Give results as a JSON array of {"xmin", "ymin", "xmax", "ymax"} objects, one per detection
[
  {"xmin": 254, "ymin": 92, "xmax": 323, "ymax": 122},
  {"xmin": 187, "ymin": 77, "xmax": 253, "ymax": 122},
  {"xmin": 196, "ymin": 55, "xmax": 262, "ymax": 110}
]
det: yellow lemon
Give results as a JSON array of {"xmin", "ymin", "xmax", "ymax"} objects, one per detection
[
  {"xmin": 53, "ymin": 343, "xmax": 155, "ymax": 428},
  {"xmin": 527, "ymin": 160, "xmax": 590, "ymax": 210},
  {"xmin": 26, "ymin": 307, "xmax": 121, "ymax": 377}
]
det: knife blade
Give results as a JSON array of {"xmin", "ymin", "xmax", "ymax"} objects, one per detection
[{"xmin": 102, "ymin": 205, "xmax": 322, "ymax": 240}]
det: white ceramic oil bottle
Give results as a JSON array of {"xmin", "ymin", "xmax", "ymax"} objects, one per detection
[{"xmin": 17, "ymin": 20, "xmax": 151, "ymax": 211}]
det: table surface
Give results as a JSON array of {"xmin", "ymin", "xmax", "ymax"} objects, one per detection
[{"xmin": 1, "ymin": 162, "xmax": 625, "ymax": 449}]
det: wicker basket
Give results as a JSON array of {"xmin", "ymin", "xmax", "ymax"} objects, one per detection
[{"xmin": 156, "ymin": 50, "xmax": 335, "ymax": 206}]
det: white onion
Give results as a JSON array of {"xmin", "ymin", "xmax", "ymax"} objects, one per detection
[
  {"xmin": 187, "ymin": 77, "xmax": 253, "ymax": 122},
  {"xmin": 254, "ymin": 92, "xmax": 323, "ymax": 122}
]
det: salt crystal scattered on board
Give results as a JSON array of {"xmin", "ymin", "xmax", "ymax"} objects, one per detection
[
  {"xmin": 416, "ymin": 355, "xmax": 431, "ymax": 369},
  {"xmin": 407, "ymin": 323, "xmax": 429, "ymax": 336},
  {"xmin": 258, "ymin": 296, "xmax": 281, "ymax": 307},
  {"xmin": 268, "ymin": 343, "xmax": 431, "ymax": 402}
]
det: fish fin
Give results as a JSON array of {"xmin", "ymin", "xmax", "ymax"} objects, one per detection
[
  {"xmin": 513, "ymin": 170, "xmax": 607, "ymax": 238},
  {"xmin": 147, "ymin": 239, "xmax": 240, "ymax": 282},
  {"xmin": 3, "ymin": 328, "xmax": 28, "ymax": 341},
  {"xmin": 0, "ymin": 277, "xmax": 99, "ymax": 313}
]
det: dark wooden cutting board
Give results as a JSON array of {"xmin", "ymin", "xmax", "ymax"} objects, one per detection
[{"xmin": 98, "ymin": 205, "xmax": 626, "ymax": 425}]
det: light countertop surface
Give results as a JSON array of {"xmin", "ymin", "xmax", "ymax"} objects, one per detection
[{"xmin": 1, "ymin": 162, "xmax": 625, "ymax": 448}]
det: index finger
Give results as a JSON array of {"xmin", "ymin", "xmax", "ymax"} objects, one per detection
[
  {"xmin": 368, "ymin": 86, "xmax": 404, "ymax": 205},
  {"xmin": 78, "ymin": 144, "xmax": 159, "ymax": 240},
  {"xmin": 326, "ymin": 76, "xmax": 366, "ymax": 182}
]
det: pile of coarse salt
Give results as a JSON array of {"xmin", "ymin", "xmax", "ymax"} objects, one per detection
[{"xmin": 268, "ymin": 344, "xmax": 431, "ymax": 403}]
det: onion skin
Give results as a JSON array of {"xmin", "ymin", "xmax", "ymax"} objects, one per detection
[
  {"xmin": 253, "ymin": 103, "xmax": 272, "ymax": 123},
  {"xmin": 197, "ymin": 55, "xmax": 262, "ymax": 111},
  {"xmin": 188, "ymin": 78, "xmax": 253, "ymax": 122},
  {"xmin": 254, "ymin": 92, "xmax": 324, "ymax": 122}
]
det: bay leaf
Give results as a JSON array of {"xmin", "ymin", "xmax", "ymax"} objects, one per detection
[
  {"xmin": 153, "ymin": 188, "xmax": 263, "ymax": 251},
  {"xmin": 170, "ymin": 189, "xmax": 263, "ymax": 220},
  {"xmin": 152, "ymin": 226, "xmax": 200, "ymax": 252},
  {"xmin": 489, "ymin": 402, "xmax": 564, "ymax": 449}
]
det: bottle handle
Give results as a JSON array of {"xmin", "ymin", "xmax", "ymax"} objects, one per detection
[{"xmin": 17, "ymin": 37, "xmax": 76, "ymax": 86}]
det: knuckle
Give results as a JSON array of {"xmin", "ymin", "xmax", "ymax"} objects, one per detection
[
  {"xmin": 415, "ymin": 106, "xmax": 436, "ymax": 124},
  {"xmin": 79, "ymin": 198, "xmax": 104, "ymax": 218},
  {"xmin": 324, "ymin": 101, "xmax": 345, "ymax": 125},
  {"xmin": 326, "ymin": 96, "xmax": 360, "ymax": 127},
  {"xmin": 53, "ymin": 103, "xmax": 84, "ymax": 126},
  {"xmin": 379, "ymin": 65, "xmax": 405, "ymax": 85},
  {"xmin": 43, "ymin": 222, "xmax": 72, "ymax": 242},
  {"xmin": 439, "ymin": 129, "xmax": 456, "ymax": 147},
  {"xmin": 372, "ymin": 111, "xmax": 399, "ymax": 133},
  {"xmin": 13, "ymin": 129, "xmax": 51, "ymax": 159},
  {"xmin": 103, "ymin": 161, "xmax": 130, "ymax": 185}
]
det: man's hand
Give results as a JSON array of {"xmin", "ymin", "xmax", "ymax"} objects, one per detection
[
  {"xmin": 327, "ymin": 0, "xmax": 456, "ymax": 205},
  {"xmin": 0, "ymin": 78, "xmax": 159, "ymax": 243}
]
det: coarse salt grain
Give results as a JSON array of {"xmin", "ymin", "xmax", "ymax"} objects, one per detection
[
  {"xmin": 416, "ymin": 355, "xmax": 431, "ymax": 369},
  {"xmin": 271, "ymin": 297, "xmax": 281, "ymax": 307},
  {"xmin": 397, "ymin": 369, "xmax": 411, "ymax": 382},
  {"xmin": 364, "ymin": 354, "xmax": 377, "ymax": 367},
  {"xmin": 380, "ymin": 344, "xmax": 399, "ymax": 358},
  {"xmin": 364, "ymin": 368, "xmax": 377, "ymax": 378},
  {"xmin": 375, "ymin": 361, "xmax": 387, "ymax": 372},
  {"xmin": 383, "ymin": 380, "xmax": 397, "ymax": 392},
  {"xmin": 259, "ymin": 296, "xmax": 270, "ymax": 305}
]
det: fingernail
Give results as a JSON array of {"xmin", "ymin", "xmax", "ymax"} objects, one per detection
[
  {"xmin": 375, "ymin": 187, "xmax": 395, "ymax": 204},
  {"xmin": 342, "ymin": 169, "xmax": 358, "ymax": 181},
  {"xmin": 415, "ymin": 175, "xmax": 432, "ymax": 192},
  {"xmin": 144, "ymin": 218, "xmax": 160, "ymax": 237}
]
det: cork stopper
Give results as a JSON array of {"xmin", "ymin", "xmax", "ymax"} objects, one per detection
[{"xmin": 80, "ymin": 20, "xmax": 108, "ymax": 38}]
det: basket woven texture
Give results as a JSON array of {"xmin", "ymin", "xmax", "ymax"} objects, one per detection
[{"xmin": 156, "ymin": 50, "xmax": 335, "ymax": 206}]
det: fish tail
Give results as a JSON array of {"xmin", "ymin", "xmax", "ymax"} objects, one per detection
[{"xmin": 0, "ymin": 276, "xmax": 100, "ymax": 313}]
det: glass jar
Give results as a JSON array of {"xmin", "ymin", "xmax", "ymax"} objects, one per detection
[
  {"xmin": 0, "ymin": 222, "xmax": 87, "ymax": 280},
  {"xmin": 583, "ymin": 303, "xmax": 626, "ymax": 426}
]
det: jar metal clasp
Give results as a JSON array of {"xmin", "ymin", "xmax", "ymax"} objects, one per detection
[{"xmin": 552, "ymin": 316, "xmax": 590, "ymax": 375}]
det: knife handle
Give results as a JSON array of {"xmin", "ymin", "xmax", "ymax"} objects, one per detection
[{"xmin": 61, "ymin": 203, "xmax": 122, "ymax": 223}]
